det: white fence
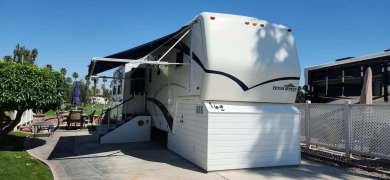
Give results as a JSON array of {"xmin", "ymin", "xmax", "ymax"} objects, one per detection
[
  {"xmin": 295, "ymin": 102, "xmax": 390, "ymax": 160},
  {"xmin": 11, "ymin": 109, "xmax": 34, "ymax": 130}
]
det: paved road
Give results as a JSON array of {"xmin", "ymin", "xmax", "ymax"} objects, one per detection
[{"xmin": 25, "ymin": 131, "xmax": 373, "ymax": 180}]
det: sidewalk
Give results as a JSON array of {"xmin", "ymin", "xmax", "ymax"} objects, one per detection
[{"xmin": 25, "ymin": 130, "xmax": 373, "ymax": 180}]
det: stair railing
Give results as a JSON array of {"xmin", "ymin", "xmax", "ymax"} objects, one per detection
[{"xmin": 101, "ymin": 92, "xmax": 146, "ymax": 131}]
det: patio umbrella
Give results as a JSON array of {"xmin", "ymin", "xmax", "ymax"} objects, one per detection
[
  {"xmin": 72, "ymin": 81, "xmax": 81, "ymax": 108},
  {"xmin": 359, "ymin": 67, "xmax": 373, "ymax": 104}
]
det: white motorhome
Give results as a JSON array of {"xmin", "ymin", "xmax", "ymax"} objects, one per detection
[
  {"xmin": 90, "ymin": 97, "xmax": 106, "ymax": 104},
  {"xmin": 88, "ymin": 12, "xmax": 301, "ymax": 171}
]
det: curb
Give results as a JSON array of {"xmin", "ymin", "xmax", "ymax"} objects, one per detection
[{"xmin": 24, "ymin": 137, "xmax": 64, "ymax": 180}]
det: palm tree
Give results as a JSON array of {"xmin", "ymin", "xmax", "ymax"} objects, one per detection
[
  {"xmin": 110, "ymin": 80, "xmax": 114, "ymax": 88},
  {"xmin": 103, "ymin": 77, "xmax": 107, "ymax": 90},
  {"xmin": 13, "ymin": 44, "xmax": 21, "ymax": 62},
  {"xmin": 45, "ymin": 64, "xmax": 53, "ymax": 71},
  {"xmin": 72, "ymin": 72, "xmax": 79, "ymax": 82},
  {"xmin": 60, "ymin": 68, "xmax": 67, "ymax": 76},
  {"xmin": 92, "ymin": 77, "xmax": 99, "ymax": 97},
  {"xmin": 31, "ymin": 48, "xmax": 38, "ymax": 63},
  {"xmin": 3, "ymin": 56, "xmax": 12, "ymax": 62}
]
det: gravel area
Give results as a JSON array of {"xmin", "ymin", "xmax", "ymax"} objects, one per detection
[{"xmin": 302, "ymin": 147, "xmax": 390, "ymax": 179}]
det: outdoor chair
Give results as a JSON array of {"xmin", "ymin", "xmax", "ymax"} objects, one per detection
[
  {"xmin": 83, "ymin": 110, "xmax": 95, "ymax": 129},
  {"xmin": 67, "ymin": 110, "xmax": 83, "ymax": 130}
]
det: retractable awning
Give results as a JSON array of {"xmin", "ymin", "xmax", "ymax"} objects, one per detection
[{"xmin": 88, "ymin": 24, "xmax": 192, "ymax": 76}]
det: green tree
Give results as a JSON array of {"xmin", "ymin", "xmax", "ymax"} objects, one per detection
[
  {"xmin": 66, "ymin": 77, "xmax": 73, "ymax": 84},
  {"xmin": 103, "ymin": 77, "xmax": 107, "ymax": 89},
  {"xmin": 3, "ymin": 56, "xmax": 12, "ymax": 62},
  {"xmin": 66, "ymin": 83, "xmax": 74, "ymax": 103},
  {"xmin": 31, "ymin": 48, "xmax": 38, "ymax": 63},
  {"xmin": 65, "ymin": 78, "xmax": 73, "ymax": 103},
  {"xmin": 295, "ymin": 86, "xmax": 305, "ymax": 103},
  {"xmin": 83, "ymin": 76, "xmax": 91, "ymax": 104},
  {"xmin": 45, "ymin": 64, "xmax": 53, "ymax": 71},
  {"xmin": 92, "ymin": 77, "xmax": 99, "ymax": 97},
  {"xmin": 102, "ymin": 89, "xmax": 111, "ymax": 102},
  {"xmin": 72, "ymin": 72, "xmax": 79, "ymax": 82},
  {"xmin": 95, "ymin": 88, "xmax": 101, "ymax": 95},
  {"xmin": 60, "ymin": 68, "xmax": 67, "ymax": 76},
  {"xmin": 110, "ymin": 80, "xmax": 114, "ymax": 89},
  {"xmin": 11, "ymin": 44, "xmax": 37, "ymax": 64},
  {"xmin": 75, "ymin": 80, "xmax": 91, "ymax": 105},
  {"xmin": 0, "ymin": 61, "xmax": 67, "ymax": 139}
]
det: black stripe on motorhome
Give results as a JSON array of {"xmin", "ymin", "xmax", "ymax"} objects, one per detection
[
  {"xmin": 147, "ymin": 98, "xmax": 173, "ymax": 131},
  {"xmin": 172, "ymin": 41, "xmax": 300, "ymax": 91},
  {"xmin": 191, "ymin": 53, "xmax": 250, "ymax": 90},
  {"xmin": 247, "ymin": 77, "xmax": 301, "ymax": 90}
]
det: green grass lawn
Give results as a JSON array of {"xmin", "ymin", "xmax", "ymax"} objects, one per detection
[
  {"xmin": 44, "ymin": 103, "xmax": 108, "ymax": 117},
  {"xmin": 0, "ymin": 132, "xmax": 53, "ymax": 180}
]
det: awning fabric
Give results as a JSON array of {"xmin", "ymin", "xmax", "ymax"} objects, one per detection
[{"xmin": 88, "ymin": 25, "xmax": 190, "ymax": 76}]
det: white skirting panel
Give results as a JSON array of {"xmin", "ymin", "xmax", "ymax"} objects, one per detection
[
  {"xmin": 206, "ymin": 102, "xmax": 300, "ymax": 171},
  {"xmin": 168, "ymin": 99, "xmax": 208, "ymax": 170},
  {"xmin": 168, "ymin": 100, "xmax": 300, "ymax": 171}
]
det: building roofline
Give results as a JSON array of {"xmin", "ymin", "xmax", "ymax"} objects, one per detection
[{"xmin": 305, "ymin": 51, "xmax": 390, "ymax": 72}]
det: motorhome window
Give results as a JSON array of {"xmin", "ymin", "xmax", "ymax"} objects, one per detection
[
  {"xmin": 176, "ymin": 52, "xmax": 183, "ymax": 68},
  {"xmin": 131, "ymin": 79, "xmax": 145, "ymax": 93},
  {"xmin": 113, "ymin": 85, "xmax": 117, "ymax": 95},
  {"xmin": 130, "ymin": 68, "xmax": 146, "ymax": 93}
]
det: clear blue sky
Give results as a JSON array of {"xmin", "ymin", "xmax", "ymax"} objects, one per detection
[{"xmin": 1, "ymin": 0, "xmax": 389, "ymax": 85}]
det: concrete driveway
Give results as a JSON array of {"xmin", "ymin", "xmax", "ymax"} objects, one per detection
[{"xmin": 25, "ymin": 131, "xmax": 373, "ymax": 180}]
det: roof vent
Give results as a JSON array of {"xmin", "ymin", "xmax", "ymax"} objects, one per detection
[
  {"xmin": 335, "ymin": 57, "xmax": 355, "ymax": 62},
  {"xmin": 385, "ymin": 49, "xmax": 390, "ymax": 52}
]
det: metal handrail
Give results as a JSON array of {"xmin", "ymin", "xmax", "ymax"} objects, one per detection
[
  {"xmin": 102, "ymin": 92, "xmax": 146, "ymax": 129},
  {"xmin": 110, "ymin": 94, "xmax": 135, "ymax": 111}
]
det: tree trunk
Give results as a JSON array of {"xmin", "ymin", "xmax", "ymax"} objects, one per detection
[
  {"xmin": 0, "ymin": 112, "xmax": 5, "ymax": 135},
  {"xmin": 0, "ymin": 109, "xmax": 25, "ymax": 140}
]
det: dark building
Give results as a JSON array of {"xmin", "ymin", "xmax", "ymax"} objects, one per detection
[{"xmin": 304, "ymin": 50, "xmax": 390, "ymax": 103}]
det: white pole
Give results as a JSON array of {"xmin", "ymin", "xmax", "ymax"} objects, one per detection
[
  {"xmin": 305, "ymin": 100, "xmax": 311, "ymax": 149},
  {"xmin": 344, "ymin": 100, "xmax": 351, "ymax": 158},
  {"xmin": 189, "ymin": 30, "xmax": 193, "ymax": 91}
]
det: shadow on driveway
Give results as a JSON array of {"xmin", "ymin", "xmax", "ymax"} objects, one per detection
[
  {"xmin": 26, "ymin": 131, "xmax": 374, "ymax": 180},
  {"xmin": 47, "ymin": 132, "xmax": 204, "ymax": 173}
]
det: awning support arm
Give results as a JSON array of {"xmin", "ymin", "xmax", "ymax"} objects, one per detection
[
  {"xmin": 91, "ymin": 57, "xmax": 186, "ymax": 65},
  {"xmin": 157, "ymin": 29, "xmax": 191, "ymax": 62}
]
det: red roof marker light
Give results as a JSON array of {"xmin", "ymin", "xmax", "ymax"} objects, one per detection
[{"xmin": 210, "ymin": 16, "xmax": 215, "ymax": 20}]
